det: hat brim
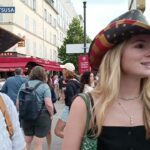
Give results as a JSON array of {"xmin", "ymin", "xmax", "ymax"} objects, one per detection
[
  {"xmin": 0, "ymin": 27, "xmax": 24, "ymax": 52},
  {"xmin": 60, "ymin": 65, "xmax": 65, "ymax": 69},
  {"xmin": 89, "ymin": 19, "xmax": 150, "ymax": 71}
]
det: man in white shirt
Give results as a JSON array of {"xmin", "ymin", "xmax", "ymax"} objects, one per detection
[
  {"xmin": 0, "ymin": 93, "xmax": 26, "ymax": 150},
  {"xmin": 0, "ymin": 27, "xmax": 26, "ymax": 150}
]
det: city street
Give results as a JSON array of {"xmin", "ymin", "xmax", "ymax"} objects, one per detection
[
  {"xmin": 51, "ymin": 100, "xmax": 64, "ymax": 150},
  {"xmin": 31, "ymin": 100, "xmax": 64, "ymax": 150}
]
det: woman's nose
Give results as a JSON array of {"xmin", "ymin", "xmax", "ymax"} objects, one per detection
[{"xmin": 145, "ymin": 48, "xmax": 150, "ymax": 57}]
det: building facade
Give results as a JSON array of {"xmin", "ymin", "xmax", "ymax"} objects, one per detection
[{"xmin": 0, "ymin": 0, "xmax": 77, "ymax": 62}]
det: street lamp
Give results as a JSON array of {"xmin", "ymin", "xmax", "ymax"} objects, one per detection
[{"xmin": 83, "ymin": 1, "xmax": 87, "ymax": 54}]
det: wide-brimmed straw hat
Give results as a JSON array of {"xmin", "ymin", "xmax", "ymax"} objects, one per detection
[
  {"xmin": 0, "ymin": 27, "xmax": 23, "ymax": 52},
  {"xmin": 89, "ymin": 9, "xmax": 150, "ymax": 71}
]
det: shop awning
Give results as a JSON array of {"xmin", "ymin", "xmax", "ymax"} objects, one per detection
[
  {"xmin": 0, "ymin": 62, "xmax": 27, "ymax": 72},
  {"xmin": 0, "ymin": 57, "xmax": 62, "ymax": 72}
]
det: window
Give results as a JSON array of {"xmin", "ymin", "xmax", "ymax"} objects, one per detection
[
  {"xmin": 44, "ymin": 28, "xmax": 47, "ymax": 40},
  {"xmin": 26, "ymin": 0, "xmax": 29, "ymax": 5},
  {"xmin": 51, "ymin": 49, "xmax": 54, "ymax": 60},
  {"xmin": 44, "ymin": 9, "xmax": 47, "ymax": 21},
  {"xmin": 33, "ymin": 19, "xmax": 36, "ymax": 33},
  {"xmin": 49, "ymin": 49, "xmax": 52, "ymax": 59},
  {"xmin": 33, "ymin": 41, "xmax": 36, "ymax": 56},
  {"xmin": 46, "ymin": 0, "xmax": 54, "ymax": 6},
  {"xmin": 53, "ymin": 18, "xmax": 56, "ymax": 27},
  {"xmin": 49, "ymin": 32, "xmax": 51, "ymax": 43},
  {"xmin": 29, "ymin": 0, "xmax": 32, "ymax": 7},
  {"xmin": 33, "ymin": 0, "xmax": 36, "ymax": 11},
  {"xmin": 25, "ymin": 15, "xmax": 29, "ymax": 30},
  {"xmin": 54, "ymin": 49, "xmax": 57, "ymax": 61},
  {"xmin": 49, "ymin": 14, "xmax": 52, "ymax": 24},
  {"xmin": 53, "ymin": 34, "xmax": 56, "ymax": 45},
  {"xmin": 57, "ymin": 17, "xmax": 60, "ymax": 26},
  {"xmin": 21, "ymin": 0, "xmax": 28, "ymax": 3}
]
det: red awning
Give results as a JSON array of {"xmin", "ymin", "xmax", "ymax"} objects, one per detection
[
  {"xmin": 41, "ymin": 64, "xmax": 62, "ymax": 71},
  {"xmin": 0, "ymin": 62, "xmax": 27, "ymax": 72},
  {"xmin": 0, "ymin": 57, "xmax": 62, "ymax": 72}
]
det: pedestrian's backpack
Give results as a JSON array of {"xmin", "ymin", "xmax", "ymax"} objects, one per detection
[
  {"xmin": 0, "ymin": 95, "xmax": 14, "ymax": 137},
  {"xmin": 18, "ymin": 81, "xmax": 43, "ymax": 121},
  {"xmin": 68, "ymin": 80, "xmax": 81, "ymax": 109}
]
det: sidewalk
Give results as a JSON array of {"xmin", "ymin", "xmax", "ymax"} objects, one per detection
[
  {"xmin": 31, "ymin": 100, "xmax": 64, "ymax": 150},
  {"xmin": 51, "ymin": 100, "xmax": 64, "ymax": 150}
]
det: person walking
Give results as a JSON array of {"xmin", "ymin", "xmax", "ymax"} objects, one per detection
[
  {"xmin": 80, "ymin": 71, "xmax": 95, "ymax": 93},
  {"xmin": 17, "ymin": 66, "xmax": 53, "ymax": 150},
  {"xmin": 0, "ymin": 93, "xmax": 26, "ymax": 150},
  {"xmin": 46, "ymin": 73, "xmax": 57, "ymax": 150},
  {"xmin": 0, "ymin": 27, "xmax": 26, "ymax": 150},
  {"xmin": 54, "ymin": 63, "xmax": 80, "ymax": 138},
  {"xmin": 1, "ymin": 68, "xmax": 27, "ymax": 105},
  {"xmin": 62, "ymin": 9, "xmax": 150, "ymax": 150}
]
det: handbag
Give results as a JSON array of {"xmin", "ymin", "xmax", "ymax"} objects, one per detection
[
  {"xmin": 0, "ymin": 95, "xmax": 14, "ymax": 137},
  {"xmin": 79, "ymin": 93, "xmax": 97, "ymax": 150}
]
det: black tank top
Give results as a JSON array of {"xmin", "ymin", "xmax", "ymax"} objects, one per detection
[{"xmin": 97, "ymin": 126, "xmax": 150, "ymax": 150}]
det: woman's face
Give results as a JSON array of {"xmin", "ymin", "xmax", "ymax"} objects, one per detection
[
  {"xmin": 121, "ymin": 34, "xmax": 150, "ymax": 78},
  {"xmin": 62, "ymin": 68, "xmax": 67, "ymax": 79},
  {"xmin": 90, "ymin": 73, "xmax": 94, "ymax": 83}
]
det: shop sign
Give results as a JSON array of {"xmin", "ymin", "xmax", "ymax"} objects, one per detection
[
  {"xmin": 78, "ymin": 54, "xmax": 90, "ymax": 74},
  {"xmin": 0, "ymin": 7, "xmax": 15, "ymax": 13}
]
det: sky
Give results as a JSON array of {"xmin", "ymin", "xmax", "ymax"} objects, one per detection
[{"xmin": 71, "ymin": 0, "xmax": 150, "ymax": 39}]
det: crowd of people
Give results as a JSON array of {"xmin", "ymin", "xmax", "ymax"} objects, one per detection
[
  {"xmin": 1, "ymin": 8, "xmax": 150, "ymax": 150},
  {"xmin": 0, "ymin": 63, "xmax": 96, "ymax": 150}
]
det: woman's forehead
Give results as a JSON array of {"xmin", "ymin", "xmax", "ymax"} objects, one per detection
[{"xmin": 129, "ymin": 34, "xmax": 150, "ymax": 42}]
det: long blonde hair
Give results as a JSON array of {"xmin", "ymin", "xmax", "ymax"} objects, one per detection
[
  {"xmin": 142, "ymin": 78, "xmax": 150, "ymax": 138},
  {"xmin": 91, "ymin": 41, "xmax": 150, "ymax": 138}
]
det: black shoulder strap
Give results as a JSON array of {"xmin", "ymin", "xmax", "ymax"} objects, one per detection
[
  {"xmin": 33, "ymin": 81, "xmax": 43, "ymax": 90},
  {"xmin": 25, "ymin": 81, "xmax": 29, "ymax": 88}
]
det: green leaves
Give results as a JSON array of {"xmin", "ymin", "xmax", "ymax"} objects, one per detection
[{"xmin": 58, "ymin": 17, "xmax": 91, "ymax": 73}]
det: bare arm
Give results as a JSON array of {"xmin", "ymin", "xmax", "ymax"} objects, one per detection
[
  {"xmin": 16, "ymin": 99, "xmax": 19, "ymax": 110},
  {"xmin": 45, "ymin": 97, "xmax": 54, "ymax": 117},
  {"xmin": 62, "ymin": 96, "xmax": 87, "ymax": 150}
]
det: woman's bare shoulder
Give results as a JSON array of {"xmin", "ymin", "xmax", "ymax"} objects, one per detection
[{"xmin": 71, "ymin": 95, "xmax": 87, "ymax": 111}]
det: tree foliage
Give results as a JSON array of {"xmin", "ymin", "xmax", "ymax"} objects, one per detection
[{"xmin": 58, "ymin": 17, "xmax": 91, "ymax": 72}]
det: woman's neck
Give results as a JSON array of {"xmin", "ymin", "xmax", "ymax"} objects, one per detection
[{"xmin": 119, "ymin": 75, "xmax": 141, "ymax": 98}]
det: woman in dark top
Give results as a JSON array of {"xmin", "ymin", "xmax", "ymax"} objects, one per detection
[
  {"xmin": 62, "ymin": 9, "xmax": 150, "ymax": 150},
  {"xmin": 54, "ymin": 63, "xmax": 80, "ymax": 138}
]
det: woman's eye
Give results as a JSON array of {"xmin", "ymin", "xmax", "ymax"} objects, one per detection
[{"xmin": 135, "ymin": 43, "xmax": 145, "ymax": 49}]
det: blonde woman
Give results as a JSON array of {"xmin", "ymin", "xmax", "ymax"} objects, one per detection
[{"xmin": 62, "ymin": 10, "xmax": 150, "ymax": 150}]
